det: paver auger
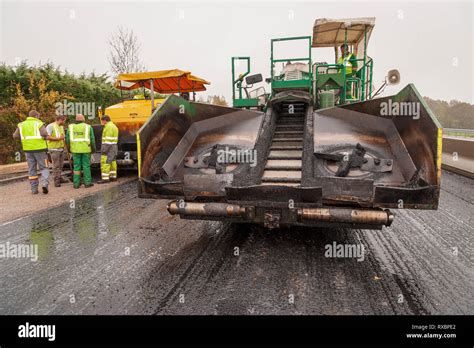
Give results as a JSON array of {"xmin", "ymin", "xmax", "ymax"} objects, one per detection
[{"xmin": 137, "ymin": 17, "xmax": 442, "ymax": 229}]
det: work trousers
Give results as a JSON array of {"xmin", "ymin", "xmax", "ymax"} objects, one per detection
[
  {"xmin": 26, "ymin": 151, "xmax": 49, "ymax": 192},
  {"xmin": 49, "ymin": 150, "xmax": 64, "ymax": 185},
  {"xmin": 72, "ymin": 153, "xmax": 92, "ymax": 187},
  {"xmin": 100, "ymin": 144, "xmax": 118, "ymax": 181}
]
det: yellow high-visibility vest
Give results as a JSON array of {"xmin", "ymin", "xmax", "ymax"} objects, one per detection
[
  {"xmin": 47, "ymin": 122, "xmax": 65, "ymax": 149},
  {"xmin": 102, "ymin": 121, "xmax": 119, "ymax": 145},
  {"xmin": 18, "ymin": 117, "xmax": 47, "ymax": 151},
  {"xmin": 338, "ymin": 53, "xmax": 355, "ymax": 75},
  {"xmin": 69, "ymin": 123, "xmax": 92, "ymax": 153}
]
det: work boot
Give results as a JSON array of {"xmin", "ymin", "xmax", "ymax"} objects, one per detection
[
  {"xmin": 110, "ymin": 178, "xmax": 117, "ymax": 182},
  {"xmin": 96, "ymin": 180, "xmax": 109, "ymax": 184},
  {"xmin": 54, "ymin": 183, "xmax": 61, "ymax": 187},
  {"xmin": 42, "ymin": 186, "xmax": 49, "ymax": 194},
  {"xmin": 60, "ymin": 177, "xmax": 69, "ymax": 183},
  {"xmin": 84, "ymin": 183, "xmax": 94, "ymax": 188}
]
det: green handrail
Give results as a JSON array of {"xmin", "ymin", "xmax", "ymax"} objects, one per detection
[
  {"xmin": 270, "ymin": 36, "xmax": 312, "ymax": 95},
  {"xmin": 232, "ymin": 57, "xmax": 251, "ymax": 101}
]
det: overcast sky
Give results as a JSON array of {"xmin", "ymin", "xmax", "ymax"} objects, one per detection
[{"xmin": 1, "ymin": 0, "xmax": 473, "ymax": 103}]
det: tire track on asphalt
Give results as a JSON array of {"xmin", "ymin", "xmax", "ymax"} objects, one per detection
[{"xmin": 152, "ymin": 222, "xmax": 244, "ymax": 314}]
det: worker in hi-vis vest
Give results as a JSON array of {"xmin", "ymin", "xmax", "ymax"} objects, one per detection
[
  {"xmin": 12, "ymin": 110, "xmax": 53, "ymax": 194},
  {"xmin": 338, "ymin": 43, "xmax": 358, "ymax": 100},
  {"xmin": 46, "ymin": 114, "xmax": 68, "ymax": 187},
  {"xmin": 66, "ymin": 114, "xmax": 96, "ymax": 188},
  {"xmin": 97, "ymin": 115, "xmax": 119, "ymax": 184}
]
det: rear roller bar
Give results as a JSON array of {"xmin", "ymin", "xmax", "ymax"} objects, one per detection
[
  {"xmin": 297, "ymin": 207, "xmax": 394, "ymax": 226},
  {"xmin": 167, "ymin": 201, "xmax": 246, "ymax": 218},
  {"xmin": 167, "ymin": 201, "xmax": 394, "ymax": 226}
]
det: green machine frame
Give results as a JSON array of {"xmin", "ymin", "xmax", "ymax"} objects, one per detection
[
  {"xmin": 231, "ymin": 56, "xmax": 259, "ymax": 108},
  {"xmin": 231, "ymin": 25, "xmax": 374, "ymax": 109},
  {"xmin": 270, "ymin": 36, "xmax": 312, "ymax": 95},
  {"xmin": 313, "ymin": 24, "xmax": 373, "ymax": 107}
]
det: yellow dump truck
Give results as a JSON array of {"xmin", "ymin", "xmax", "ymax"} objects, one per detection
[{"xmin": 92, "ymin": 69, "xmax": 210, "ymax": 169}]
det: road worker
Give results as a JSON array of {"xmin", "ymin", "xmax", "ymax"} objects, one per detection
[
  {"xmin": 338, "ymin": 43, "xmax": 358, "ymax": 100},
  {"xmin": 97, "ymin": 115, "xmax": 119, "ymax": 184},
  {"xmin": 12, "ymin": 110, "xmax": 50, "ymax": 194},
  {"xmin": 66, "ymin": 114, "xmax": 95, "ymax": 188},
  {"xmin": 338, "ymin": 43, "xmax": 358, "ymax": 76},
  {"xmin": 46, "ymin": 114, "xmax": 68, "ymax": 187}
]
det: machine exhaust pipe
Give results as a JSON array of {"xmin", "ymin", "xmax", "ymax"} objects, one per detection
[
  {"xmin": 167, "ymin": 201, "xmax": 246, "ymax": 218},
  {"xmin": 297, "ymin": 207, "xmax": 393, "ymax": 226}
]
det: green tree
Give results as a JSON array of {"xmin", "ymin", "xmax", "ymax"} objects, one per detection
[{"xmin": 0, "ymin": 63, "xmax": 122, "ymax": 164}]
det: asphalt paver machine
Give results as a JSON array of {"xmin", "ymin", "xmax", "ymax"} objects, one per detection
[{"xmin": 137, "ymin": 18, "xmax": 442, "ymax": 229}]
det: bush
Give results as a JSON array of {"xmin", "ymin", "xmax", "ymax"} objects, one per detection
[
  {"xmin": 424, "ymin": 97, "xmax": 474, "ymax": 129},
  {"xmin": 0, "ymin": 108, "xmax": 22, "ymax": 164},
  {"xmin": 0, "ymin": 63, "xmax": 122, "ymax": 164}
]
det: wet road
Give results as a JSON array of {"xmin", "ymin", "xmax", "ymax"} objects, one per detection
[{"xmin": 0, "ymin": 170, "xmax": 472, "ymax": 315}]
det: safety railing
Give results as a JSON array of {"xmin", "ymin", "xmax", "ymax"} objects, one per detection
[
  {"xmin": 443, "ymin": 128, "xmax": 474, "ymax": 137},
  {"xmin": 270, "ymin": 36, "xmax": 312, "ymax": 94},
  {"xmin": 248, "ymin": 86, "xmax": 267, "ymax": 99},
  {"xmin": 313, "ymin": 55, "xmax": 373, "ymax": 105}
]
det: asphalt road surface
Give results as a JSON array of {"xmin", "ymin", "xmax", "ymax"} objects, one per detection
[{"xmin": 0, "ymin": 170, "xmax": 472, "ymax": 315}]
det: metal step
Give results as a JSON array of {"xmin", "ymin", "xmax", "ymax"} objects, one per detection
[
  {"xmin": 275, "ymin": 124, "xmax": 304, "ymax": 130},
  {"xmin": 274, "ymin": 129, "xmax": 303, "ymax": 134},
  {"xmin": 276, "ymin": 123, "xmax": 304, "ymax": 127},
  {"xmin": 279, "ymin": 112, "xmax": 305, "ymax": 116},
  {"xmin": 265, "ymin": 158, "xmax": 302, "ymax": 165},
  {"xmin": 262, "ymin": 170, "xmax": 301, "ymax": 179},
  {"xmin": 279, "ymin": 116, "xmax": 305, "ymax": 119},
  {"xmin": 274, "ymin": 130, "xmax": 304, "ymax": 135},
  {"xmin": 261, "ymin": 176, "xmax": 301, "ymax": 183},
  {"xmin": 267, "ymin": 155, "xmax": 302, "ymax": 160},
  {"xmin": 269, "ymin": 145, "xmax": 303, "ymax": 151},
  {"xmin": 277, "ymin": 120, "xmax": 304, "ymax": 127},
  {"xmin": 264, "ymin": 164, "xmax": 302, "ymax": 170},
  {"xmin": 259, "ymin": 106, "xmax": 306, "ymax": 186},
  {"xmin": 268, "ymin": 150, "xmax": 302, "ymax": 159},
  {"xmin": 277, "ymin": 120, "xmax": 305, "ymax": 125},
  {"xmin": 273, "ymin": 137, "xmax": 303, "ymax": 142},
  {"xmin": 260, "ymin": 182, "xmax": 300, "ymax": 187},
  {"xmin": 278, "ymin": 116, "xmax": 305, "ymax": 121},
  {"xmin": 274, "ymin": 135, "xmax": 303, "ymax": 140},
  {"xmin": 270, "ymin": 137, "xmax": 303, "ymax": 142},
  {"xmin": 271, "ymin": 141, "xmax": 303, "ymax": 147}
]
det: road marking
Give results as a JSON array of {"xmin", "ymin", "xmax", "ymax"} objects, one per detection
[{"xmin": 1, "ymin": 215, "xmax": 30, "ymax": 227}]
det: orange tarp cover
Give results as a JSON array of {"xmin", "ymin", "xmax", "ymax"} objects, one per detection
[{"xmin": 115, "ymin": 69, "xmax": 210, "ymax": 93}]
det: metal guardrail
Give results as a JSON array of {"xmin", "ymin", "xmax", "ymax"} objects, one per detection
[
  {"xmin": 0, "ymin": 169, "xmax": 72, "ymax": 186},
  {"xmin": 443, "ymin": 128, "xmax": 474, "ymax": 136},
  {"xmin": 0, "ymin": 172, "xmax": 29, "ymax": 186},
  {"xmin": 442, "ymin": 135, "xmax": 474, "ymax": 179}
]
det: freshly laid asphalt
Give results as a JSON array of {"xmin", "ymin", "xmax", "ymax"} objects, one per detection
[{"xmin": 0, "ymin": 170, "xmax": 472, "ymax": 315}]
